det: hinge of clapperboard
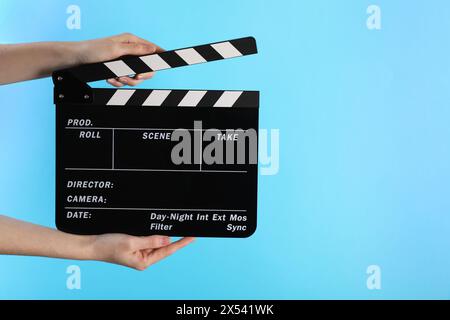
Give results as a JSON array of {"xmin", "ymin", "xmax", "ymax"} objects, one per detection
[{"xmin": 52, "ymin": 37, "xmax": 257, "ymax": 104}]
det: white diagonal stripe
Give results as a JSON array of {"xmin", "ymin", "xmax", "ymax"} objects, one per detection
[
  {"xmin": 107, "ymin": 90, "xmax": 136, "ymax": 105},
  {"xmin": 211, "ymin": 42, "xmax": 242, "ymax": 59},
  {"xmin": 178, "ymin": 91, "xmax": 207, "ymax": 107},
  {"xmin": 104, "ymin": 61, "xmax": 135, "ymax": 77},
  {"xmin": 175, "ymin": 48, "xmax": 207, "ymax": 65},
  {"xmin": 213, "ymin": 91, "xmax": 243, "ymax": 107},
  {"xmin": 142, "ymin": 90, "xmax": 172, "ymax": 106},
  {"xmin": 139, "ymin": 54, "xmax": 171, "ymax": 71}
]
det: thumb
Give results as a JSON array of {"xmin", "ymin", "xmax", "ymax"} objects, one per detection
[{"xmin": 116, "ymin": 42, "xmax": 157, "ymax": 57}]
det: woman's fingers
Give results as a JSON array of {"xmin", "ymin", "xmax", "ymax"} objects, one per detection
[
  {"xmin": 135, "ymin": 72, "xmax": 155, "ymax": 80},
  {"xmin": 131, "ymin": 235, "xmax": 171, "ymax": 250},
  {"xmin": 131, "ymin": 35, "xmax": 165, "ymax": 53},
  {"xmin": 117, "ymin": 76, "xmax": 143, "ymax": 86},
  {"xmin": 118, "ymin": 73, "xmax": 153, "ymax": 85},
  {"xmin": 106, "ymin": 72, "xmax": 155, "ymax": 87},
  {"xmin": 117, "ymin": 33, "xmax": 165, "ymax": 53},
  {"xmin": 146, "ymin": 237, "xmax": 196, "ymax": 267},
  {"xmin": 123, "ymin": 237, "xmax": 194, "ymax": 271},
  {"xmin": 116, "ymin": 41, "xmax": 157, "ymax": 57},
  {"xmin": 106, "ymin": 78, "xmax": 124, "ymax": 87}
]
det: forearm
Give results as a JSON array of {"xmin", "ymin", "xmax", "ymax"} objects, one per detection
[
  {"xmin": 0, "ymin": 215, "xmax": 95, "ymax": 260},
  {"xmin": 0, "ymin": 41, "xmax": 82, "ymax": 84}
]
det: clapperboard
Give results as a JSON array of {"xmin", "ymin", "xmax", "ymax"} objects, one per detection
[{"xmin": 53, "ymin": 37, "xmax": 258, "ymax": 237}]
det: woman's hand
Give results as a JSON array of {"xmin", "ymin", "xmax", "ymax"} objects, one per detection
[
  {"xmin": 0, "ymin": 33, "xmax": 162, "ymax": 85},
  {"xmin": 76, "ymin": 33, "xmax": 163, "ymax": 87},
  {"xmin": 0, "ymin": 215, "xmax": 195, "ymax": 270},
  {"xmin": 91, "ymin": 234, "xmax": 195, "ymax": 270}
]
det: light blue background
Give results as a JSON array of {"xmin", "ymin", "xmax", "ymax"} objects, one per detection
[{"xmin": 1, "ymin": 0, "xmax": 450, "ymax": 299}]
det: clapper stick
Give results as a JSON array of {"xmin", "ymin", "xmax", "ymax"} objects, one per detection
[
  {"xmin": 53, "ymin": 37, "xmax": 258, "ymax": 106},
  {"xmin": 54, "ymin": 37, "xmax": 257, "ymax": 84}
]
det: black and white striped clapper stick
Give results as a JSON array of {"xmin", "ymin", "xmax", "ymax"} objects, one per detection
[{"xmin": 68, "ymin": 37, "xmax": 257, "ymax": 83}]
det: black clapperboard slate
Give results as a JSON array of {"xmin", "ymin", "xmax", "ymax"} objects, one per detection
[{"xmin": 53, "ymin": 37, "xmax": 258, "ymax": 237}]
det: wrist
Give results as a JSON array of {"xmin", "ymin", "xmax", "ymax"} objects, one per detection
[
  {"xmin": 85, "ymin": 234, "xmax": 116, "ymax": 263},
  {"xmin": 54, "ymin": 41, "xmax": 89, "ymax": 67},
  {"xmin": 65, "ymin": 41, "xmax": 88, "ymax": 66},
  {"xmin": 72, "ymin": 40, "xmax": 92, "ymax": 65},
  {"xmin": 74, "ymin": 234, "xmax": 98, "ymax": 260}
]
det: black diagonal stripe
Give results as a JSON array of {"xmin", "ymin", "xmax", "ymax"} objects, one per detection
[
  {"xmin": 194, "ymin": 45, "xmax": 224, "ymax": 62},
  {"xmin": 161, "ymin": 90, "xmax": 189, "ymax": 106},
  {"xmin": 232, "ymin": 91, "xmax": 259, "ymax": 108},
  {"xmin": 229, "ymin": 37, "xmax": 258, "ymax": 55},
  {"xmin": 197, "ymin": 90, "xmax": 224, "ymax": 107},
  {"xmin": 158, "ymin": 51, "xmax": 188, "ymax": 68},
  {"xmin": 121, "ymin": 55, "xmax": 153, "ymax": 74},
  {"xmin": 72, "ymin": 64, "xmax": 116, "ymax": 83},
  {"xmin": 92, "ymin": 89, "xmax": 117, "ymax": 105},
  {"xmin": 126, "ymin": 89, "xmax": 152, "ymax": 106}
]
